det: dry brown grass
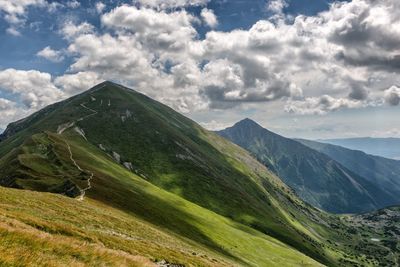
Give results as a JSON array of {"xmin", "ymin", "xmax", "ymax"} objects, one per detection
[
  {"xmin": 0, "ymin": 186, "xmax": 232, "ymax": 267},
  {"xmin": 0, "ymin": 215, "xmax": 157, "ymax": 267}
]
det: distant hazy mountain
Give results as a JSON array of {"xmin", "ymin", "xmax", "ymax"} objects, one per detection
[
  {"xmin": 218, "ymin": 119, "xmax": 397, "ymax": 214},
  {"xmin": 320, "ymin": 137, "xmax": 400, "ymax": 160},
  {"xmin": 298, "ymin": 139, "xmax": 400, "ymax": 206}
]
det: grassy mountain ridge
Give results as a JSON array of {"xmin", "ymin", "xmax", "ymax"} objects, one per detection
[
  {"xmin": 0, "ymin": 129, "xmax": 322, "ymax": 266},
  {"xmin": 0, "ymin": 81, "xmax": 398, "ymax": 266},
  {"xmin": 0, "ymin": 81, "xmax": 331, "ymax": 264}
]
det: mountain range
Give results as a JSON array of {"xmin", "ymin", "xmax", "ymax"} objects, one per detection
[
  {"xmin": 217, "ymin": 119, "xmax": 400, "ymax": 214},
  {"xmin": 0, "ymin": 82, "xmax": 398, "ymax": 266},
  {"xmin": 297, "ymin": 138, "xmax": 400, "ymax": 207},
  {"xmin": 320, "ymin": 138, "xmax": 400, "ymax": 160}
]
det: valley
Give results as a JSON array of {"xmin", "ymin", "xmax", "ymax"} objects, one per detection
[{"xmin": 217, "ymin": 119, "xmax": 400, "ymax": 214}]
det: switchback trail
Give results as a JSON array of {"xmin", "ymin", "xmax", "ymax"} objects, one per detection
[
  {"xmin": 57, "ymin": 87, "xmax": 104, "ymax": 200},
  {"xmin": 64, "ymin": 139, "xmax": 93, "ymax": 201}
]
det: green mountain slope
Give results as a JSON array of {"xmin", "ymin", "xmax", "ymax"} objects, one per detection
[
  {"xmin": 217, "ymin": 119, "xmax": 394, "ymax": 214},
  {"xmin": 0, "ymin": 82, "xmax": 328, "ymax": 265},
  {"xmin": 297, "ymin": 139, "xmax": 400, "ymax": 208},
  {"xmin": 0, "ymin": 185, "xmax": 231, "ymax": 267},
  {"xmin": 0, "ymin": 134, "xmax": 321, "ymax": 266},
  {"xmin": 0, "ymin": 82, "xmax": 398, "ymax": 266}
]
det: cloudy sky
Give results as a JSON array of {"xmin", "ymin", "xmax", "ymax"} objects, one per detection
[{"xmin": 0, "ymin": 0, "xmax": 399, "ymax": 139}]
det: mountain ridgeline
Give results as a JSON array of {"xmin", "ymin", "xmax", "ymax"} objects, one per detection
[
  {"xmin": 217, "ymin": 119, "xmax": 399, "ymax": 214},
  {"xmin": 320, "ymin": 137, "xmax": 400, "ymax": 160},
  {"xmin": 0, "ymin": 82, "xmax": 398, "ymax": 266},
  {"xmin": 297, "ymin": 139, "xmax": 400, "ymax": 208}
]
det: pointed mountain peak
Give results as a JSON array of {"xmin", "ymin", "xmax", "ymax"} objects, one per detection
[
  {"xmin": 218, "ymin": 117, "xmax": 278, "ymax": 139},
  {"xmin": 88, "ymin": 80, "xmax": 129, "ymax": 93},
  {"xmin": 236, "ymin": 118, "xmax": 261, "ymax": 127},
  {"xmin": 234, "ymin": 118, "xmax": 264, "ymax": 129}
]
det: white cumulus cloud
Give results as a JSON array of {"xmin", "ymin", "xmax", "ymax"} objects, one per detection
[
  {"xmin": 60, "ymin": 21, "xmax": 95, "ymax": 40},
  {"xmin": 285, "ymin": 95, "xmax": 365, "ymax": 115},
  {"xmin": 0, "ymin": 0, "xmax": 47, "ymax": 35},
  {"xmin": 200, "ymin": 8, "xmax": 218, "ymax": 28},
  {"xmin": 54, "ymin": 72, "xmax": 102, "ymax": 95},
  {"xmin": 266, "ymin": 0, "xmax": 288, "ymax": 14},
  {"xmin": 0, "ymin": 98, "xmax": 28, "ymax": 130},
  {"xmin": 37, "ymin": 46, "xmax": 64, "ymax": 62},
  {"xmin": 95, "ymin": 2, "xmax": 106, "ymax": 14},
  {"xmin": 3, "ymin": 0, "xmax": 399, "ymax": 119},
  {"xmin": 0, "ymin": 68, "xmax": 64, "ymax": 109}
]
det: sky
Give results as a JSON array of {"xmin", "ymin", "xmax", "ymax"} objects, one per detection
[{"xmin": 0, "ymin": 0, "xmax": 399, "ymax": 139}]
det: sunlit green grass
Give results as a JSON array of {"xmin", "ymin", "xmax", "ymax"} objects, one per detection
[
  {"xmin": 62, "ymin": 131, "xmax": 323, "ymax": 266},
  {"xmin": 0, "ymin": 131, "xmax": 322, "ymax": 266},
  {"xmin": 0, "ymin": 133, "xmax": 317, "ymax": 266}
]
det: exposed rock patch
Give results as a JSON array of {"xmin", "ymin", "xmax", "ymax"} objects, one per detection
[
  {"xmin": 123, "ymin": 162, "xmax": 134, "ymax": 171},
  {"xmin": 74, "ymin": 127, "xmax": 87, "ymax": 140},
  {"xmin": 112, "ymin": 151, "xmax": 121, "ymax": 163},
  {"xmin": 57, "ymin": 122, "xmax": 75, "ymax": 134},
  {"xmin": 156, "ymin": 259, "xmax": 184, "ymax": 267}
]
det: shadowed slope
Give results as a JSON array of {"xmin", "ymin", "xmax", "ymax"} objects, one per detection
[
  {"xmin": 297, "ymin": 138, "xmax": 400, "ymax": 208},
  {"xmin": 217, "ymin": 119, "xmax": 393, "ymax": 214}
]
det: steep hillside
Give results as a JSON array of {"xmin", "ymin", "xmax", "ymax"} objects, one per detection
[
  {"xmin": 0, "ymin": 185, "xmax": 231, "ymax": 266},
  {"xmin": 297, "ymin": 139, "xmax": 400, "ymax": 208},
  {"xmin": 0, "ymin": 82, "xmax": 329, "ymax": 265},
  {"xmin": 217, "ymin": 119, "xmax": 394, "ymax": 214},
  {"xmin": 0, "ymin": 142, "xmax": 323, "ymax": 267},
  {"xmin": 0, "ymin": 82, "xmax": 398, "ymax": 266},
  {"xmin": 320, "ymin": 138, "xmax": 400, "ymax": 160}
]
